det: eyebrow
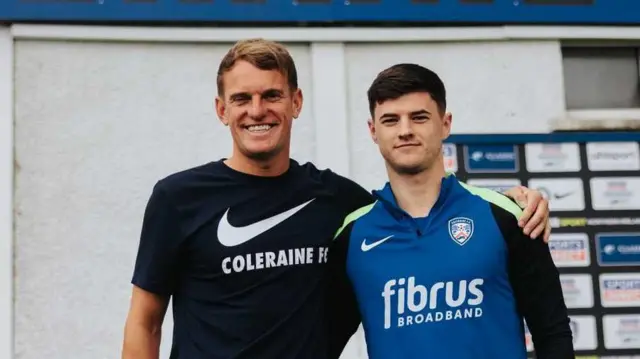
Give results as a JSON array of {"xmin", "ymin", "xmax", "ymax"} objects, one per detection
[
  {"xmin": 380, "ymin": 109, "xmax": 432, "ymax": 119},
  {"xmin": 229, "ymin": 88, "xmax": 284, "ymax": 101},
  {"xmin": 263, "ymin": 89, "xmax": 284, "ymax": 95},
  {"xmin": 229, "ymin": 92, "xmax": 251, "ymax": 101}
]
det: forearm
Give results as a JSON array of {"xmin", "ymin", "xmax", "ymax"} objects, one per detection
[
  {"xmin": 510, "ymin": 248, "xmax": 574, "ymax": 358},
  {"xmin": 122, "ymin": 321, "xmax": 162, "ymax": 359},
  {"xmin": 533, "ymin": 326, "xmax": 574, "ymax": 359},
  {"xmin": 512, "ymin": 246, "xmax": 574, "ymax": 358}
]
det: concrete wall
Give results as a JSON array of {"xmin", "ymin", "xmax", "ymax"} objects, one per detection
[
  {"xmin": 2, "ymin": 25, "xmax": 635, "ymax": 359},
  {"xmin": 1, "ymin": 25, "xmax": 14, "ymax": 359}
]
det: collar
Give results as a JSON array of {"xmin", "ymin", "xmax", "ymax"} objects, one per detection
[{"xmin": 372, "ymin": 172, "xmax": 457, "ymax": 221}]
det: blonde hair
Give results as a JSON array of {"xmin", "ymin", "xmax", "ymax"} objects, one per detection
[{"xmin": 216, "ymin": 38, "xmax": 298, "ymax": 95}]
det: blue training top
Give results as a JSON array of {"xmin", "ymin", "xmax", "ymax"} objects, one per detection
[{"xmin": 325, "ymin": 174, "xmax": 574, "ymax": 359}]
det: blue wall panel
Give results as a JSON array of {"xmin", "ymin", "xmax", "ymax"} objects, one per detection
[{"xmin": 2, "ymin": 0, "xmax": 640, "ymax": 24}]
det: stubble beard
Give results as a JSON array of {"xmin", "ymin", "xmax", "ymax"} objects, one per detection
[
  {"xmin": 387, "ymin": 147, "xmax": 441, "ymax": 176},
  {"xmin": 242, "ymin": 144, "xmax": 282, "ymax": 162}
]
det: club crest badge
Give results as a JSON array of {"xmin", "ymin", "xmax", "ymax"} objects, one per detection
[{"xmin": 448, "ymin": 217, "xmax": 474, "ymax": 246}]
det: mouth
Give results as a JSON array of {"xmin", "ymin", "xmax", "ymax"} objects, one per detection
[
  {"xmin": 395, "ymin": 143, "xmax": 420, "ymax": 149},
  {"xmin": 243, "ymin": 124, "xmax": 277, "ymax": 133}
]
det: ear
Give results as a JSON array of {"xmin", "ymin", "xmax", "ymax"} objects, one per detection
[
  {"xmin": 215, "ymin": 96, "xmax": 228, "ymax": 126},
  {"xmin": 291, "ymin": 88, "xmax": 303, "ymax": 119},
  {"xmin": 368, "ymin": 118, "xmax": 378, "ymax": 144},
  {"xmin": 441, "ymin": 111, "xmax": 453, "ymax": 140}
]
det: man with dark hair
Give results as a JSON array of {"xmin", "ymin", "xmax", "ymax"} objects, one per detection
[
  {"xmin": 327, "ymin": 63, "xmax": 574, "ymax": 359},
  {"xmin": 121, "ymin": 38, "xmax": 552, "ymax": 359}
]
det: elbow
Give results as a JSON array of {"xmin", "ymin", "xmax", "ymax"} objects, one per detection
[
  {"xmin": 122, "ymin": 322, "xmax": 157, "ymax": 346},
  {"xmin": 125, "ymin": 314, "xmax": 163, "ymax": 338},
  {"xmin": 538, "ymin": 315, "xmax": 573, "ymax": 341}
]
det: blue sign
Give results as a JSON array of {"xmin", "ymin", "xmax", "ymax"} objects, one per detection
[
  {"xmin": 442, "ymin": 144, "xmax": 456, "ymax": 158},
  {"xmin": 464, "ymin": 144, "xmax": 519, "ymax": 173},
  {"xmin": 597, "ymin": 233, "xmax": 640, "ymax": 266},
  {"xmin": 2, "ymin": 0, "xmax": 640, "ymax": 24}
]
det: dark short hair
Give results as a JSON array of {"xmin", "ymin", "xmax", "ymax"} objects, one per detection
[{"xmin": 367, "ymin": 63, "xmax": 447, "ymax": 117}]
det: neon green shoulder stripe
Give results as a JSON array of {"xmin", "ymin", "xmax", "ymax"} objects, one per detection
[
  {"xmin": 333, "ymin": 201, "xmax": 377, "ymax": 239},
  {"xmin": 458, "ymin": 182, "xmax": 523, "ymax": 219}
]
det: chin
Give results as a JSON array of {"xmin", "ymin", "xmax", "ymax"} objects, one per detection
[
  {"xmin": 241, "ymin": 145, "xmax": 282, "ymax": 161},
  {"xmin": 389, "ymin": 161, "xmax": 426, "ymax": 175}
]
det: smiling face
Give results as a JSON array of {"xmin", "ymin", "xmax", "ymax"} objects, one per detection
[
  {"xmin": 216, "ymin": 60, "xmax": 302, "ymax": 162},
  {"xmin": 369, "ymin": 91, "xmax": 451, "ymax": 175}
]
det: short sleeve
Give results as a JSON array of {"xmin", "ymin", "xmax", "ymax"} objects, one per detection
[{"xmin": 131, "ymin": 183, "xmax": 184, "ymax": 296}]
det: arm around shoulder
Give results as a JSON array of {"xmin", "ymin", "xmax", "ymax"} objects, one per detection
[
  {"xmin": 490, "ymin": 203, "xmax": 575, "ymax": 359},
  {"xmin": 328, "ymin": 172, "xmax": 375, "ymax": 213}
]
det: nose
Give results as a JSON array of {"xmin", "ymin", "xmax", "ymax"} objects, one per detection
[
  {"xmin": 247, "ymin": 95, "xmax": 266, "ymax": 120},
  {"xmin": 398, "ymin": 117, "xmax": 414, "ymax": 139}
]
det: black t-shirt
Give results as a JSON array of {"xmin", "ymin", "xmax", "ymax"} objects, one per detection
[{"xmin": 131, "ymin": 159, "xmax": 373, "ymax": 359}]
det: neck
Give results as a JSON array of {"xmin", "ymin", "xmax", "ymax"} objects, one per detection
[
  {"xmin": 387, "ymin": 159, "xmax": 446, "ymax": 218},
  {"xmin": 225, "ymin": 149, "xmax": 291, "ymax": 177}
]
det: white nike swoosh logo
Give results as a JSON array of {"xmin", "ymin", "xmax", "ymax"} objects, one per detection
[
  {"xmin": 217, "ymin": 198, "xmax": 315, "ymax": 247},
  {"xmin": 361, "ymin": 235, "xmax": 394, "ymax": 252}
]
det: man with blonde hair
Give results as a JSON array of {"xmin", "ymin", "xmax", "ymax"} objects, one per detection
[{"xmin": 121, "ymin": 38, "xmax": 551, "ymax": 359}]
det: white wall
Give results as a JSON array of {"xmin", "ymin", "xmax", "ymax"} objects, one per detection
[
  {"xmin": 0, "ymin": 25, "xmax": 14, "ymax": 359},
  {"xmin": 5, "ymin": 25, "xmax": 637, "ymax": 359}
]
